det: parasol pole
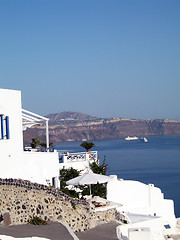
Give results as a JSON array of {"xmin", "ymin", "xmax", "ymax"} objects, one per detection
[{"xmin": 89, "ymin": 184, "xmax": 92, "ymax": 196}]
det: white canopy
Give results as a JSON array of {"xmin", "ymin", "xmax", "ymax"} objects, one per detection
[
  {"xmin": 66, "ymin": 171, "xmax": 112, "ymax": 196},
  {"xmin": 66, "ymin": 172, "xmax": 111, "ymax": 186}
]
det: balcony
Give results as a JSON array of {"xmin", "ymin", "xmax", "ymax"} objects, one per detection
[{"xmin": 58, "ymin": 151, "xmax": 98, "ymax": 172}]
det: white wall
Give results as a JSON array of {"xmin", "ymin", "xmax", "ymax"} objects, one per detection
[
  {"xmin": 59, "ymin": 159, "xmax": 93, "ymax": 173},
  {"xmin": 59, "ymin": 152, "xmax": 96, "ymax": 173},
  {"xmin": 21, "ymin": 151, "xmax": 59, "ymax": 185},
  {"xmin": 0, "ymin": 88, "xmax": 59, "ymax": 186},
  {"xmin": 107, "ymin": 177, "xmax": 149, "ymax": 210},
  {"xmin": 128, "ymin": 227, "xmax": 151, "ymax": 240},
  {"xmin": 0, "ymin": 89, "xmax": 23, "ymax": 157},
  {"xmin": 107, "ymin": 176, "xmax": 176, "ymax": 223}
]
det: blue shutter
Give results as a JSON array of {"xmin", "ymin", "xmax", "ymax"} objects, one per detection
[
  {"xmin": 0, "ymin": 115, "xmax": 10, "ymax": 140},
  {"xmin": 5, "ymin": 116, "xmax": 10, "ymax": 139},
  {"xmin": 0, "ymin": 115, "xmax": 4, "ymax": 139}
]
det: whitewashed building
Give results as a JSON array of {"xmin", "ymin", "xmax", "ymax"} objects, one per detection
[
  {"xmin": 107, "ymin": 175, "xmax": 177, "ymax": 239},
  {"xmin": 107, "ymin": 175, "xmax": 175, "ymax": 220},
  {"xmin": 0, "ymin": 88, "xmax": 60, "ymax": 187}
]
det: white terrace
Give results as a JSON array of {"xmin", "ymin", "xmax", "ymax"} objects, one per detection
[{"xmin": 59, "ymin": 151, "xmax": 98, "ymax": 173}]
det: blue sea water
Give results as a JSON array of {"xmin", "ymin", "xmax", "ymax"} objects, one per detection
[{"xmin": 56, "ymin": 135, "xmax": 180, "ymax": 217}]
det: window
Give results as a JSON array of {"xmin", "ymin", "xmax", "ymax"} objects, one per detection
[
  {"xmin": 164, "ymin": 224, "xmax": 171, "ymax": 229},
  {"xmin": 0, "ymin": 115, "xmax": 10, "ymax": 140}
]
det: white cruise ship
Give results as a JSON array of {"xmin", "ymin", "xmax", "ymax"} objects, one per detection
[
  {"xmin": 140, "ymin": 137, "xmax": 148, "ymax": 142},
  {"xmin": 125, "ymin": 136, "xmax": 139, "ymax": 141}
]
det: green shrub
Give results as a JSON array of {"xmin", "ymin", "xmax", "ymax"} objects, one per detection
[
  {"xmin": 90, "ymin": 156, "xmax": 108, "ymax": 175},
  {"xmin": 60, "ymin": 167, "xmax": 80, "ymax": 198},
  {"xmin": 71, "ymin": 202, "xmax": 76, "ymax": 210},
  {"xmin": 28, "ymin": 215, "xmax": 48, "ymax": 225}
]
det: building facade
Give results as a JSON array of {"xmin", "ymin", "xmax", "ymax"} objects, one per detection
[{"xmin": 0, "ymin": 88, "xmax": 59, "ymax": 186}]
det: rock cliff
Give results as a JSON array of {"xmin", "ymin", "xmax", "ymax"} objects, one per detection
[{"xmin": 23, "ymin": 111, "xmax": 180, "ymax": 144}]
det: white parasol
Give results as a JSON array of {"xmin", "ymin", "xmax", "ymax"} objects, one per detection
[{"xmin": 66, "ymin": 170, "xmax": 111, "ymax": 195}]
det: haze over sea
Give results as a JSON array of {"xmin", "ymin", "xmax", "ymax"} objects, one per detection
[{"xmin": 56, "ymin": 135, "xmax": 180, "ymax": 218}]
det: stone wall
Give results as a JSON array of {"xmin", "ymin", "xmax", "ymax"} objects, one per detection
[{"xmin": 0, "ymin": 179, "xmax": 124, "ymax": 232}]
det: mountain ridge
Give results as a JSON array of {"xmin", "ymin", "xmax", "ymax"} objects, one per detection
[
  {"xmin": 23, "ymin": 111, "xmax": 180, "ymax": 145},
  {"xmin": 46, "ymin": 111, "xmax": 98, "ymax": 123}
]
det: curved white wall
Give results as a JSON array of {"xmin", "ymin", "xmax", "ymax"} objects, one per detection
[
  {"xmin": 107, "ymin": 175, "xmax": 176, "ymax": 223},
  {"xmin": 107, "ymin": 177, "xmax": 149, "ymax": 210}
]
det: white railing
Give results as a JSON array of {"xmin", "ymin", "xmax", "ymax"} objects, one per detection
[
  {"xmin": 58, "ymin": 151, "xmax": 98, "ymax": 164},
  {"xmin": 24, "ymin": 147, "xmax": 56, "ymax": 152}
]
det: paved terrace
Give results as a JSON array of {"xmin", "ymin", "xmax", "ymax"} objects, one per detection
[{"xmin": 0, "ymin": 221, "xmax": 120, "ymax": 240}]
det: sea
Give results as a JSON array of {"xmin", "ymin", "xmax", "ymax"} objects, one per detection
[{"xmin": 55, "ymin": 135, "xmax": 180, "ymax": 218}]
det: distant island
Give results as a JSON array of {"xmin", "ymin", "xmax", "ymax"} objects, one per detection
[{"xmin": 23, "ymin": 111, "xmax": 180, "ymax": 145}]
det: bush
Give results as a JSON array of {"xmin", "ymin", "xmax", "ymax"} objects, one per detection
[
  {"xmin": 28, "ymin": 215, "xmax": 48, "ymax": 225},
  {"xmin": 31, "ymin": 137, "xmax": 40, "ymax": 148},
  {"xmin": 71, "ymin": 202, "xmax": 76, "ymax": 210},
  {"xmin": 90, "ymin": 156, "xmax": 108, "ymax": 175},
  {"xmin": 60, "ymin": 167, "xmax": 80, "ymax": 198}
]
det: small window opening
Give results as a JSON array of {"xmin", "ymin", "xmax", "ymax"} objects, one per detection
[{"xmin": 164, "ymin": 224, "xmax": 171, "ymax": 229}]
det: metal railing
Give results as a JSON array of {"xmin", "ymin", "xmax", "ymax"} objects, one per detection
[
  {"xmin": 24, "ymin": 147, "xmax": 56, "ymax": 152},
  {"xmin": 58, "ymin": 151, "xmax": 98, "ymax": 163}
]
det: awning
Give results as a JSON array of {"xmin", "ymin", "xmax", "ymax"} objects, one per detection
[{"xmin": 22, "ymin": 108, "xmax": 49, "ymax": 148}]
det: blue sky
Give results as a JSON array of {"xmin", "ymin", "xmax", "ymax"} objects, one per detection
[{"xmin": 1, "ymin": 0, "xmax": 180, "ymax": 119}]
